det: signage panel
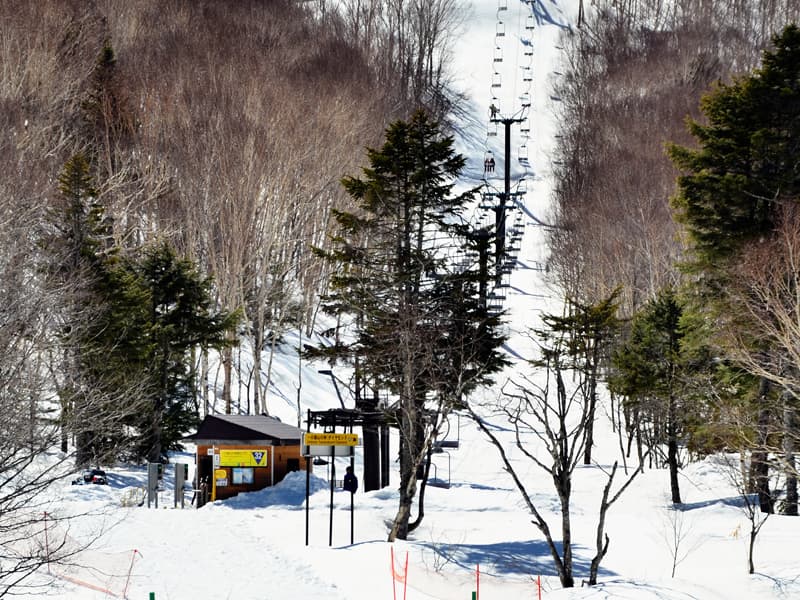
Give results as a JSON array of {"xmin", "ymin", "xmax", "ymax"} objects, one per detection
[
  {"xmin": 303, "ymin": 445, "xmax": 355, "ymax": 457},
  {"xmin": 303, "ymin": 433, "xmax": 359, "ymax": 447},
  {"xmin": 218, "ymin": 449, "xmax": 269, "ymax": 467}
]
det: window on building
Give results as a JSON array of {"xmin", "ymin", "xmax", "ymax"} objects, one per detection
[{"xmin": 232, "ymin": 468, "xmax": 254, "ymax": 485}]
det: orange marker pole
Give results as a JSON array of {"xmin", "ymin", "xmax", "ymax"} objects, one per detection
[
  {"xmin": 403, "ymin": 551, "xmax": 409, "ymax": 600},
  {"xmin": 391, "ymin": 547, "xmax": 397, "ymax": 600}
]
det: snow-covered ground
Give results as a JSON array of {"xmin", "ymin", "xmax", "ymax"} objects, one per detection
[{"xmin": 16, "ymin": 1, "xmax": 800, "ymax": 599}]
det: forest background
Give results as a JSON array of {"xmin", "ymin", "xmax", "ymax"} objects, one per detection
[{"xmin": 4, "ymin": 0, "xmax": 800, "ymax": 578}]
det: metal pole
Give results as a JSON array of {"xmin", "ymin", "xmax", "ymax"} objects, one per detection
[
  {"xmin": 318, "ymin": 369, "xmax": 345, "ymax": 408},
  {"xmin": 497, "ymin": 119, "xmax": 513, "ymax": 282},
  {"xmin": 305, "ymin": 461, "xmax": 310, "ymax": 545},
  {"xmin": 329, "ymin": 449, "xmax": 335, "ymax": 546},
  {"xmin": 489, "ymin": 115, "xmax": 523, "ymax": 283},
  {"xmin": 350, "ymin": 451, "xmax": 355, "ymax": 545},
  {"xmin": 305, "ymin": 409, "xmax": 311, "ymax": 546}
]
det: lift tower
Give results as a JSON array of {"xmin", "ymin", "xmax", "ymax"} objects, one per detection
[{"xmin": 489, "ymin": 114, "xmax": 525, "ymax": 283}]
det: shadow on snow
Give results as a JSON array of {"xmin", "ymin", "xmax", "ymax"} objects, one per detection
[{"xmin": 419, "ymin": 539, "xmax": 615, "ymax": 580}]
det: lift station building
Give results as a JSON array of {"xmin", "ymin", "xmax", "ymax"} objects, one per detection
[{"xmin": 189, "ymin": 414, "xmax": 309, "ymax": 503}]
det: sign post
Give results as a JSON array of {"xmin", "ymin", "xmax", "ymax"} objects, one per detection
[{"xmin": 303, "ymin": 431, "xmax": 359, "ymax": 547}]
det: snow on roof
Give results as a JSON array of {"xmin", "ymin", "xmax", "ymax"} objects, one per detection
[{"xmin": 188, "ymin": 414, "xmax": 304, "ymax": 445}]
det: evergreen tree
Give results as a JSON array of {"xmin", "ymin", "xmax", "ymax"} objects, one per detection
[
  {"xmin": 610, "ymin": 288, "xmax": 686, "ymax": 504},
  {"xmin": 316, "ymin": 110, "xmax": 506, "ymax": 540},
  {"xmin": 82, "ymin": 38, "xmax": 135, "ymax": 177},
  {"xmin": 134, "ymin": 242, "xmax": 237, "ymax": 462},
  {"xmin": 539, "ymin": 289, "xmax": 621, "ymax": 465},
  {"xmin": 46, "ymin": 158, "xmax": 236, "ymax": 464},
  {"xmin": 669, "ymin": 24, "xmax": 800, "ymax": 273},
  {"xmin": 48, "ymin": 153, "xmax": 142, "ymax": 466},
  {"xmin": 668, "ymin": 24, "xmax": 800, "ymax": 513}
]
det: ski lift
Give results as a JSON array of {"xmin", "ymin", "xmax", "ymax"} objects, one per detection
[
  {"xmin": 520, "ymin": 119, "xmax": 531, "ymax": 134},
  {"xmin": 491, "ymin": 71, "xmax": 502, "ymax": 88},
  {"xmin": 428, "ymin": 454, "xmax": 451, "ymax": 489},
  {"xmin": 496, "ymin": 21, "xmax": 505, "ymax": 37},
  {"xmin": 520, "ymin": 92, "xmax": 531, "ymax": 107},
  {"xmin": 493, "ymin": 45, "xmax": 503, "ymax": 63},
  {"xmin": 497, "ymin": 0, "xmax": 508, "ymax": 11},
  {"xmin": 518, "ymin": 179, "xmax": 528, "ymax": 193},
  {"xmin": 525, "ymin": 14, "xmax": 535, "ymax": 30},
  {"xmin": 522, "ymin": 66, "xmax": 533, "ymax": 82},
  {"xmin": 483, "ymin": 151, "xmax": 496, "ymax": 175},
  {"xmin": 479, "ymin": 192, "xmax": 496, "ymax": 210},
  {"xmin": 434, "ymin": 414, "xmax": 461, "ymax": 451}
]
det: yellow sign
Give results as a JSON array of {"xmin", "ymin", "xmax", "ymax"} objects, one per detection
[
  {"xmin": 303, "ymin": 432, "xmax": 359, "ymax": 447},
  {"xmin": 214, "ymin": 469, "xmax": 227, "ymax": 480},
  {"xmin": 218, "ymin": 449, "xmax": 268, "ymax": 467}
]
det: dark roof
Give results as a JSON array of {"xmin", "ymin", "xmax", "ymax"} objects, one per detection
[{"xmin": 187, "ymin": 414, "xmax": 303, "ymax": 445}]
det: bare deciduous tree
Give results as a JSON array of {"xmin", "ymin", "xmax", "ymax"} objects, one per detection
[{"xmin": 470, "ymin": 326, "xmax": 642, "ymax": 588}]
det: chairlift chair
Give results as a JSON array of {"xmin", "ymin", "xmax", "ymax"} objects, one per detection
[
  {"xmin": 497, "ymin": 0, "xmax": 508, "ymax": 11},
  {"xmin": 525, "ymin": 14, "xmax": 535, "ymax": 30},
  {"xmin": 491, "ymin": 71, "xmax": 502, "ymax": 88},
  {"xmin": 479, "ymin": 193, "xmax": 496, "ymax": 210},
  {"xmin": 483, "ymin": 151, "xmax": 496, "ymax": 175},
  {"xmin": 496, "ymin": 21, "xmax": 505, "ymax": 37},
  {"xmin": 522, "ymin": 67, "xmax": 533, "ymax": 82},
  {"xmin": 428, "ymin": 455, "xmax": 451, "ymax": 489},
  {"xmin": 493, "ymin": 46, "xmax": 503, "ymax": 63}
]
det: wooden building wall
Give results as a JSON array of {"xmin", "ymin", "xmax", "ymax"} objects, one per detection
[{"xmin": 195, "ymin": 443, "xmax": 310, "ymax": 501}]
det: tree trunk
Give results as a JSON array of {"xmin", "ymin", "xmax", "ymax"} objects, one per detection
[
  {"xmin": 784, "ymin": 401, "xmax": 797, "ymax": 516},
  {"xmin": 388, "ymin": 431, "xmax": 418, "ymax": 541},
  {"xmin": 222, "ymin": 345, "xmax": 232, "ymax": 414},
  {"xmin": 201, "ymin": 349, "xmax": 209, "ymax": 417},
  {"xmin": 558, "ymin": 492, "xmax": 574, "ymax": 587},
  {"xmin": 408, "ymin": 448, "xmax": 433, "ymax": 533},
  {"xmin": 753, "ymin": 378, "xmax": 773, "ymax": 513},
  {"xmin": 667, "ymin": 395, "xmax": 682, "ymax": 504},
  {"xmin": 583, "ymin": 383, "xmax": 597, "ymax": 465},
  {"xmin": 555, "ymin": 471, "xmax": 574, "ymax": 588},
  {"xmin": 252, "ymin": 318, "xmax": 263, "ymax": 414}
]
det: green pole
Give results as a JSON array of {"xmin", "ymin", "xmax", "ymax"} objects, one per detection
[
  {"xmin": 149, "ymin": 593, "xmax": 155, "ymax": 600},
  {"xmin": 471, "ymin": 592, "xmax": 476, "ymax": 600}
]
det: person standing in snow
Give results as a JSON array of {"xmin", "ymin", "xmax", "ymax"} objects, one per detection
[{"xmin": 343, "ymin": 465, "xmax": 358, "ymax": 494}]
